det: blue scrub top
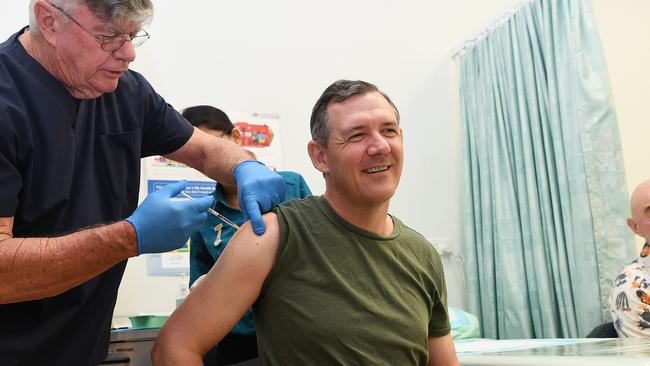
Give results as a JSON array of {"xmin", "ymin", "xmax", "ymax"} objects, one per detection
[
  {"xmin": 0, "ymin": 28, "xmax": 194, "ymax": 365},
  {"xmin": 189, "ymin": 171, "xmax": 311, "ymax": 335}
]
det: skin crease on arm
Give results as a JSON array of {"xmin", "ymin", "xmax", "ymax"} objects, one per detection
[
  {"xmin": 151, "ymin": 214, "xmax": 280, "ymax": 366},
  {"xmin": 0, "ymin": 216, "xmax": 137, "ymax": 304},
  {"xmin": 165, "ymin": 127, "xmax": 252, "ymax": 188},
  {"xmin": 428, "ymin": 333, "xmax": 460, "ymax": 366}
]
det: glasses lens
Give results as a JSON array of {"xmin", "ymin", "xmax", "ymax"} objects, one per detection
[
  {"xmin": 131, "ymin": 34, "xmax": 149, "ymax": 48},
  {"xmin": 101, "ymin": 31, "xmax": 149, "ymax": 52},
  {"xmin": 102, "ymin": 38, "xmax": 125, "ymax": 52}
]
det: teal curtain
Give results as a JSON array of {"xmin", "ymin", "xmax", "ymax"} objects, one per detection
[{"xmin": 459, "ymin": 0, "xmax": 634, "ymax": 339}]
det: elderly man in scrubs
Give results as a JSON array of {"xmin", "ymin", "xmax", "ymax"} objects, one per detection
[{"xmin": 0, "ymin": 1, "xmax": 285, "ymax": 365}]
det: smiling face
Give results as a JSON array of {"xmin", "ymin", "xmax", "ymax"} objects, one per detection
[
  {"xmin": 308, "ymin": 91, "xmax": 403, "ymax": 209},
  {"xmin": 37, "ymin": 1, "xmax": 139, "ymax": 98}
]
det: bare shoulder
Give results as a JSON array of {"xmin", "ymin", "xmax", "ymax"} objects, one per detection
[
  {"xmin": 222, "ymin": 212, "xmax": 280, "ymax": 261},
  {"xmin": 234, "ymin": 212, "xmax": 279, "ymax": 240}
]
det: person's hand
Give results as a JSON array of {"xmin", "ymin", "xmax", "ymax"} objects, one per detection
[
  {"xmin": 126, "ymin": 181, "xmax": 214, "ymax": 255},
  {"xmin": 233, "ymin": 160, "xmax": 286, "ymax": 235},
  {"xmin": 189, "ymin": 274, "xmax": 206, "ymax": 292}
]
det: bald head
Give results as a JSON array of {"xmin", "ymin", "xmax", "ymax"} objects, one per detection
[
  {"xmin": 630, "ymin": 180, "xmax": 650, "ymax": 219},
  {"xmin": 627, "ymin": 179, "xmax": 650, "ymax": 242}
]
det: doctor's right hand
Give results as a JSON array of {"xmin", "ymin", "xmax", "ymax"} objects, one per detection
[{"xmin": 125, "ymin": 180, "xmax": 214, "ymax": 255}]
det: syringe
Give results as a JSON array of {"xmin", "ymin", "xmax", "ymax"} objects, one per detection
[{"xmin": 180, "ymin": 191, "xmax": 241, "ymax": 230}]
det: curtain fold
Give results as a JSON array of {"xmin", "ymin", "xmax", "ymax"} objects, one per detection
[{"xmin": 460, "ymin": 0, "xmax": 633, "ymax": 339}]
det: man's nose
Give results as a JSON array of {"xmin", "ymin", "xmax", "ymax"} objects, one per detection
[
  {"xmin": 112, "ymin": 39, "xmax": 136, "ymax": 62},
  {"xmin": 367, "ymin": 133, "xmax": 391, "ymax": 155}
]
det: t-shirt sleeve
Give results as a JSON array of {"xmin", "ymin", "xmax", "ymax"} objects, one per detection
[
  {"xmin": 428, "ymin": 250, "xmax": 452, "ymax": 337},
  {"xmin": 129, "ymin": 72, "xmax": 193, "ymax": 157},
  {"xmin": 0, "ymin": 118, "xmax": 19, "ymax": 217}
]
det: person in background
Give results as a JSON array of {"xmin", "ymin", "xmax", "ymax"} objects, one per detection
[
  {"xmin": 610, "ymin": 179, "xmax": 650, "ymax": 337},
  {"xmin": 181, "ymin": 105, "xmax": 312, "ymax": 366},
  {"xmin": 153, "ymin": 80, "xmax": 460, "ymax": 366},
  {"xmin": 0, "ymin": 1, "xmax": 285, "ymax": 365}
]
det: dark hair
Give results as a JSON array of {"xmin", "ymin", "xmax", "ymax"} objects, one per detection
[
  {"xmin": 181, "ymin": 105, "xmax": 235, "ymax": 134},
  {"xmin": 309, "ymin": 80, "xmax": 399, "ymax": 146}
]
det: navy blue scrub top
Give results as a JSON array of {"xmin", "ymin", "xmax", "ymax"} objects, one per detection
[{"xmin": 0, "ymin": 28, "xmax": 194, "ymax": 365}]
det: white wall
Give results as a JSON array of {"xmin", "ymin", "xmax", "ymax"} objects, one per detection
[
  {"xmin": 592, "ymin": 0, "xmax": 650, "ymax": 250},
  {"xmin": 1, "ymin": 0, "xmax": 646, "ymax": 324}
]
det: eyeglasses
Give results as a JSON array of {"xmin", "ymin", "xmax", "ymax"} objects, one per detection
[{"xmin": 49, "ymin": 2, "xmax": 150, "ymax": 52}]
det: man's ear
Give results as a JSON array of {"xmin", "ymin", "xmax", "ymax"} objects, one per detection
[
  {"xmin": 33, "ymin": 0, "xmax": 59, "ymax": 46},
  {"xmin": 230, "ymin": 128, "xmax": 242, "ymax": 145},
  {"xmin": 628, "ymin": 218, "xmax": 641, "ymax": 236},
  {"xmin": 307, "ymin": 140, "xmax": 329, "ymax": 174}
]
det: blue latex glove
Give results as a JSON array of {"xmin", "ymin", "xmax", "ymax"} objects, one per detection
[
  {"xmin": 126, "ymin": 180, "xmax": 215, "ymax": 255},
  {"xmin": 233, "ymin": 160, "xmax": 286, "ymax": 235}
]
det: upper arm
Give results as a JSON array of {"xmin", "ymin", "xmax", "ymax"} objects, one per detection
[
  {"xmin": 428, "ymin": 334, "xmax": 459, "ymax": 366},
  {"xmin": 163, "ymin": 127, "xmax": 208, "ymax": 169},
  {"xmin": 155, "ymin": 213, "xmax": 280, "ymax": 358},
  {"xmin": 164, "ymin": 127, "xmax": 240, "ymax": 170},
  {"xmin": 139, "ymin": 85, "xmax": 194, "ymax": 157},
  {"xmin": 164, "ymin": 127, "xmax": 246, "ymax": 185}
]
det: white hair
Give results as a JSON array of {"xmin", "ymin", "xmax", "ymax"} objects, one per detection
[{"xmin": 29, "ymin": 0, "xmax": 153, "ymax": 35}]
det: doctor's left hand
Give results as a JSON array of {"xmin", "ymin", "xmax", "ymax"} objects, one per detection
[{"xmin": 233, "ymin": 160, "xmax": 286, "ymax": 235}]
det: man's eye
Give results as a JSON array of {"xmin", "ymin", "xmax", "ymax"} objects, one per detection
[
  {"xmin": 383, "ymin": 128, "xmax": 398, "ymax": 136},
  {"xmin": 348, "ymin": 134, "xmax": 364, "ymax": 141},
  {"xmin": 97, "ymin": 34, "xmax": 115, "ymax": 41}
]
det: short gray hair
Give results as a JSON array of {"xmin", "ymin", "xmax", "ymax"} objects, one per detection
[
  {"xmin": 29, "ymin": 0, "xmax": 154, "ymax": 34},
  {"xmin": 310, "ymin": 80, "xmax": 400, "ymax": 147}
]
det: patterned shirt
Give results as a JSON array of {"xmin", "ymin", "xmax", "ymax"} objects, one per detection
[{"xmin": 609, "ymin": 242, "xmax": 650, "ymax": 337}]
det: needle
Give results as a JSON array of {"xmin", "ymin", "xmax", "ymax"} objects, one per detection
[{"xmin": 180, "ymin": 191, "xmax": 241, "ymax": 230}]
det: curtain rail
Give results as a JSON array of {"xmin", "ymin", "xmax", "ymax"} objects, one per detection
[{"xmin": 451, "ymin": 0, "xmax": 533, "ymax": 58}]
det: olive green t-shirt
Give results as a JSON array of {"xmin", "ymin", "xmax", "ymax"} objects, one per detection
[{"xmin": 254, "ymin": 196, "xmax": 450, "ymax": 365}]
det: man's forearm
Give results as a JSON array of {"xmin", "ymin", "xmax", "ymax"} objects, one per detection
[
  {"xmin": 197, "ymin": 137, "xmax": 250, "ymax": 188},
  {"xmin": 0, "ymin": 221, "xmax": 137, "ymax": 304},
  {"xmin": 165, "ymin": 127, "xmax": 249, "ymax": 187}
]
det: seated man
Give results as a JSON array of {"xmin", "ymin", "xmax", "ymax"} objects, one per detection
[
  {"xmin": 152, "ymin": 80, "xmax": 459, "ymax": 366},
  {"xmin": 181, "ymin": 105, "xmax": 312, "ymax": 365},
  {"xmin": 610, "ymin": 179, "xmax": 650, "ymax": 337}
]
